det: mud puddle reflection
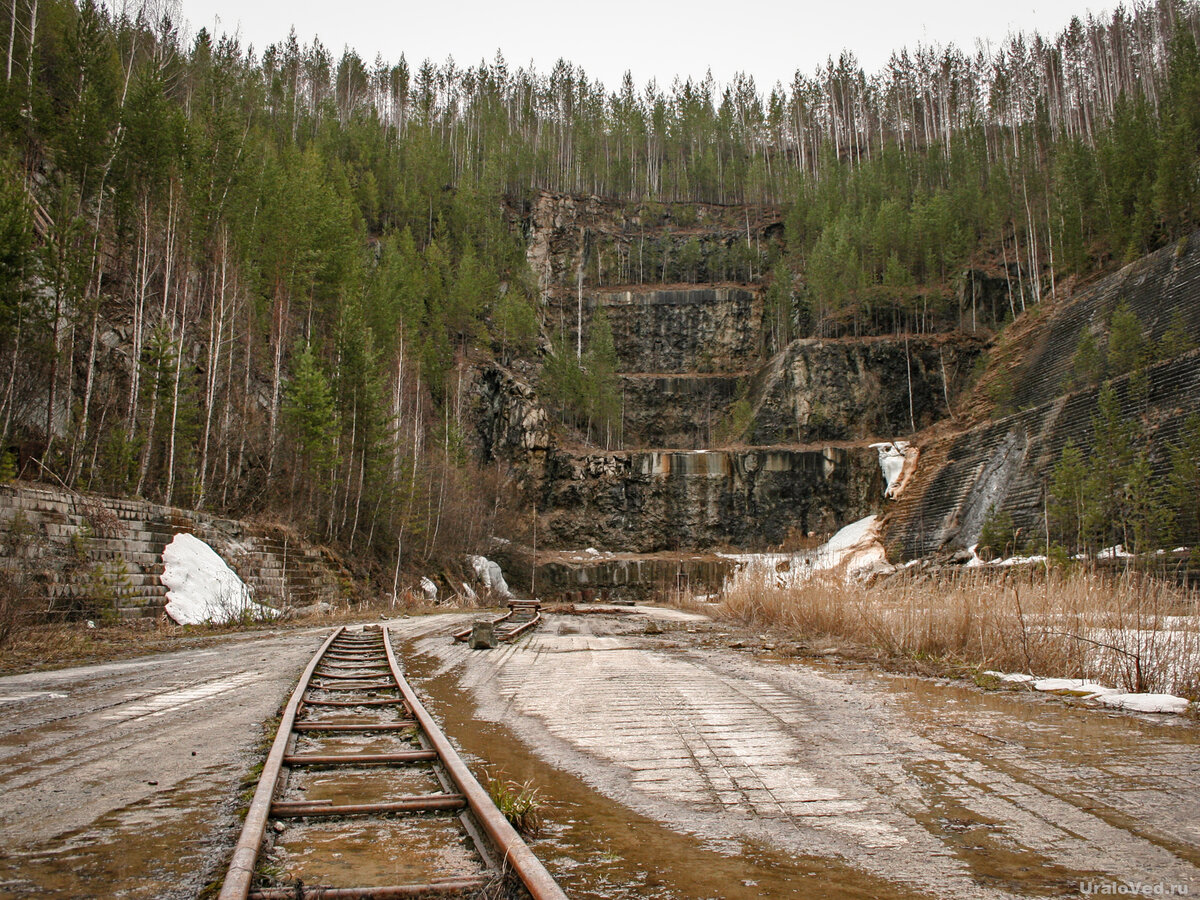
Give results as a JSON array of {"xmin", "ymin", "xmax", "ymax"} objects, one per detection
[
  {"xmin": 0, "ymin": 769, "xmax": 227, "ymax": 899},
  {"xmin": 402, "ymin": 642, "xmax": 924, "ymax": 900}
]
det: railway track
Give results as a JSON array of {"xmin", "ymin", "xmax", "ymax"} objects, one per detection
[
  {"xmin": 453, "ymin": 601, "xmax": 543, "ymax": 644},
  {"xmin": 219, "ymin": 624, "xmax": 566, "ymax": 900}
]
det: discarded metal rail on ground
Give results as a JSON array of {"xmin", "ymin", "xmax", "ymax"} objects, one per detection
[
  {"xmin": 220, "ymin": 624, "xmax": 566, "ymax": 900},
  {"xmin": 453, "ymin": 601, "xmax": 543, "ymax": 644}
]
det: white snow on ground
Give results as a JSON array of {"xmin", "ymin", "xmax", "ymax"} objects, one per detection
[
  {"xmin": 966, "ymin": 543, "xmax": 1049, "ymax": 567},
  {"xmin": 1032, "ymin": 678, "xmax": 1117, "ymax": 696},
  {"xmin": 420, "ymin": 576, "xmax": 438, "ymax": 601},
  {"xmin": 1096, "ymin": 693, "xmax": 1192, "ymax": 714},
  {"xmin": 719, "ymin": 515, "xmax": 894, "ymax": 591},
  {"xmin": 469, "ymin": 556, "xmax": 512, "ymax": 598},
  {"xmin": 984, "ymin": 671, "xmax": 1036, "ymax": 684},
  {"xmin": 983, "ymin": 668, "xmax": 1192, "ymax": 714},
  {"xmin": 162, "ymin": 533, "xmax": 274, "ymax": 625}
]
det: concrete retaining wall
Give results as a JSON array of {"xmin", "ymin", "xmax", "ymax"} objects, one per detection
[{"xmin": 0, "ymin": 484, "xmax": 349, "ymax": 620}]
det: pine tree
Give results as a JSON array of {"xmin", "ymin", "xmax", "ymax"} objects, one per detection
[{"xmin": 1105, "ymin": 299, "xmax": 1148, "ymax": 376}]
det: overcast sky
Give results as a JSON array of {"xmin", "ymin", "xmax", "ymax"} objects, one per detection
[{"xmin": 173, "ymin": 0, "xmax": 1113, "ymax": 90}]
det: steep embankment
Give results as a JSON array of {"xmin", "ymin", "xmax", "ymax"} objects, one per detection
[
  {"xmin": 883, "ymin": 233, "xmax": 1200, "ymax": 559},
  {"xmin": 0, "ymin": 484, "xmax": 351, "ymax": 620}
]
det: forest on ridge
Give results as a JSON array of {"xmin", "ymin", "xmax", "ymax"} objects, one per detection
[{"xmin": 1, "ymin": 0, "xmax": 1199, "ymax": 572}]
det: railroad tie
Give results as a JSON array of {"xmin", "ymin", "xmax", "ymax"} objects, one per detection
[
  {"xmin": 282, "ymin": 750, "xmax": 438, "ymax": 767},
  {"xmin": 269, "ymin": 794, "xmax": 467, "ymax": 818},
  {"xmin": 247, "ymin": 876, "xmax": 491, "ymax": 899},
  {"xmin": 291, "ymin": 721, "xmax": 416, "ymax": 733}
]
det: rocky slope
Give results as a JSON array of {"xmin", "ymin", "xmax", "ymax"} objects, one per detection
[
  {"xmin": 480, "ymin": 194, "xmax": 989, "ymax": 596},
  {"xmin": 485, "ymin": 196, "xmax": 1200, "ymax": 598},
  {"xmin": 883, "ymin": 233, "xmax": 1200, "ymax": 559}
]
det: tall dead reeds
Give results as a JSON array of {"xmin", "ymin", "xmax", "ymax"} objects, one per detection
[{"xmin": 689, "ymin": 567, "xmax": 1199, "ymax": 697}]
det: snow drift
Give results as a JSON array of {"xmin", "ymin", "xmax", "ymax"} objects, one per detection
[{"xmin": 162, "ymin": 533, "xmax": 276, "ymax": 625}]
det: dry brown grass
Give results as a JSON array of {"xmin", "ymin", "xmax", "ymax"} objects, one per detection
[{"xmin": 683, "ymin": 567, "xmax": 1200, "ymax": 697}]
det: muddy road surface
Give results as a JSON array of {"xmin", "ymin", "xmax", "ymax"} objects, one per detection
[
  {"xmin": 0, "ymin": 626, "xmax": 335, "ymax": 898},
  {"xmin": 1, "ymin": 608, "xmax": 1197, "ymax": 899}
]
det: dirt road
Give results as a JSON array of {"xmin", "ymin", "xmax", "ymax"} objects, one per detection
[
  {"xmin": 406, "ymin": 608, "xmax": 1200, "ymax": 899},
  {"xmin": 0, "ymin": 627, "xmax": 331, "ymax": 898},
  {"xmin": 1, "ymin": 608, "xmax": 1196, "ymax": 899}
]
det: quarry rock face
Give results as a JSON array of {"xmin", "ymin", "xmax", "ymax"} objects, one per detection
[
  {"xmin": 475, "ymin": 365, "xmax": 552, "ymax": 459},
  {"xmin": 538, "ymin": 447, "xmax": 879, "ymax": 552},
  {"xmin": 517, "ymin": 196, "xmax": 915, "ymax": 572},
  {"xmin": 618, "ymin": 373, "xmax": 745, "ymax": 449},
  {"xmin": 747, "ymin": 337, "xmax": 984, "ymax": 444},
  {"xmin": 511, "ymin": 196, "xmax": 1200, "ymax": 592},
  {"xmin": 589, "ymin": 287, "xmax": 763, "ymax": 374}
]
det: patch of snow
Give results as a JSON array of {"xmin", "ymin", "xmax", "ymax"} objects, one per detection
[
  {"xmin": 461, "ymin": 582, "xmax": 477, "ymax": 601},
  {"xmin": 1095, "ymin": 693, "xmax": 1191, "ymax": 714},
  {"xmin": 817, "ymin": 515, "xmax": 879, "ymax": 561},
  {"xmin": 869, "ymin": 441, "xmax": 910, "ymax": 498},
  {"xmin": 469, "ymin": 556, "xmax": 512, "ymax": 598},
  {"xmin": 584, "ymin": 547, "xmax": 601, "ymax": 557},
  {"xmin": 983, "ymin": 671, "xmax": 1036, "ymax": 684},
  {"xmin": 1095, "ymin": 544, "xmax": 1134, "ymax": 560},
  {"xmin": 996, "ymin": 554, "xmax": 1048, "ymax": 567},
  {"xmin": 420, "ymin": 576, "xmax": 438, "ymax": 602},
  {"xmin": 719, "ymin": 515, "xmax": 894, "ymax": 591},
  {"xmin": 1033, "ymin": 678, "xmax": 1117, "ymax": 696},
  {"xmin": 162, "ymin": 533, "xmax": 274, "ymax": 625}
]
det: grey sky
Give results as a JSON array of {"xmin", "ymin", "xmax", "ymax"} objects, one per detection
[{"xmin": 176, "ymin": 0, "xmax": 1113, "ymax": 89}]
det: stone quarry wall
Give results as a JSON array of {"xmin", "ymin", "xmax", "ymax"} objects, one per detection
[
  {"xmin": 538, "ymin": 447, "xmax": 881, "ymax": 552},
  {"xmin": 520, "ymin": 191, "xmax": 782, "ymax": 303},
  {"xmin": 747, "ymin": 335, "xmax": 985, "ymax": 444},
  {"xmin": 584, "ymin": 287, "xmax": 763, "ymax": 374},
  {"xmin": 0, "ymin": 484, "xmax": 350, "ymax": 619},
  {"xmin": 618, "ymin": 373, "xmax": 745, "ymax": 449},
  {"xmin": 884, "ymin": 232, "xmax": 1200, "ymax": 559}
]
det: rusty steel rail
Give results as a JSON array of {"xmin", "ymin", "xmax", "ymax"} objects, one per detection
[
  {"xmin": 382, "ymin": 625, "xmax": 566, "ymax": 899},
  {"xmin": 219, "ymin": 624, "xmax": 567, "ymax": 900},
  {"xmin": 220, "ymin": 627, "xmax": 343, "ymax": 900},
  {"xmin": 453, "ymin": 600, "xmax": 543, "ymax": 643}
]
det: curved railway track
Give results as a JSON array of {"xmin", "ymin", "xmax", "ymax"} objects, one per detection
[
  {"xmin": 453, "ymin": 602, "xmax": 543, "ymax": 644},
  {"xmin": 219, "ymin": 624, "xmax": 566, "ymax": 900}
]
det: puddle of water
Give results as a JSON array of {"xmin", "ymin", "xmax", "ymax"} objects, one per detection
[
  {"xmin": 403, "ymin": 643, "xmax": 925, "ymax": 900},
  {"xmin": 0, "ymin": 771, "xmax": 225, "ymax": 899},
  {"xmin": 892, "ymin": 676, "xmax": 1200, "ymax": 744},
  {"xmin": 900, "ymin": 759, "xmax": 1106, "ymax": 897},
  {"xmin": 886, "ymin": 672, "xmax": 1200, "ymax": 877},
  {"xmin": 286, "ymin": 768, "xmax": 444, "ymax": 805},
  {"xmin": 268, "ymin": 817, "xmax": 486, "ymax": 886},
  {"xmin": 293, "ymin": 731, "xmax": 420, "ymax": 755}
]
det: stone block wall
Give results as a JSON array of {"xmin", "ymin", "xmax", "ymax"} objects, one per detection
[{"xmin": 0, "ymin": 484, "xmax": 350, "ymax": 620}]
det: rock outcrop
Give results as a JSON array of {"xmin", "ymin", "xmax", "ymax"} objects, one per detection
[
  {"xmin": 747, "ymin": 336, "xmax": 984, "ymax": 444},
  {"xmin": 476, "ymin": 365, "xmax": 552, "ymax": 459},
  {"xmin": 538, "ymin": 446, "xmax": 879, "ymax": 552}
]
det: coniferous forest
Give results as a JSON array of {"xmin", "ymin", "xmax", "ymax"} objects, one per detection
[{"xmin": 1, "ymin": 0, "xmax": 1200, "ymax": 571}]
